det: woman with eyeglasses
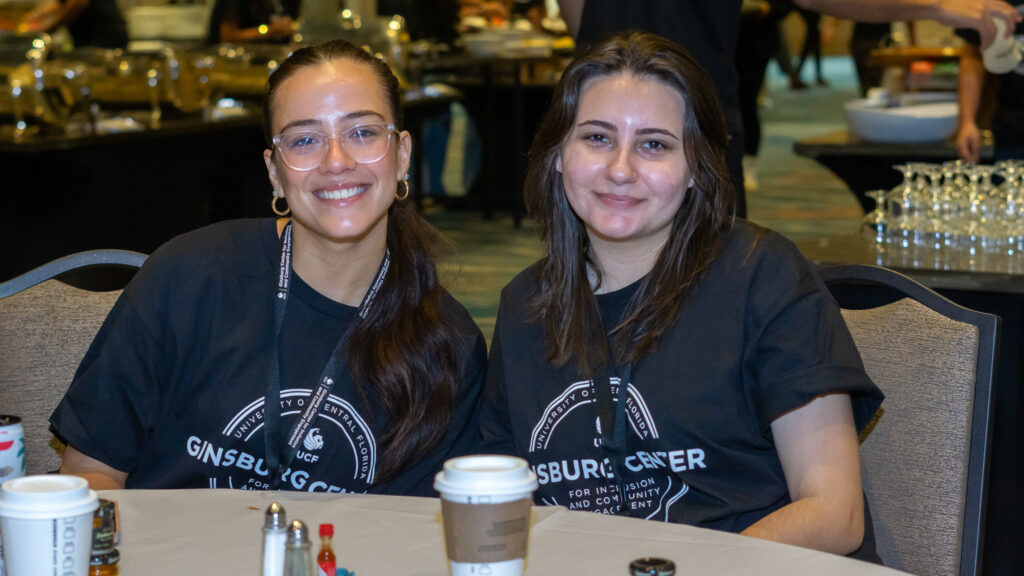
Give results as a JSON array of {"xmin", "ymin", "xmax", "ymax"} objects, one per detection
[
  {"xmin": 481, "ymin": 31, "xmax": 883, "ymax": 560},
  {"xmin": 51, "ymin": 40, "xmax": 486, "ymax": 495}
]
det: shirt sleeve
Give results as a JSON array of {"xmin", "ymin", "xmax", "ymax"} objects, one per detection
[
  {"xmin": 48, "ymin": 278, "xmax": 169, "ymax": 475},
  {"xmin": 745, "ymin": 235, "xmax": 883, "ymax": 433},
  {"xmin": 955, "ymin": 26, "xmax": 981, "ymax": 46}
]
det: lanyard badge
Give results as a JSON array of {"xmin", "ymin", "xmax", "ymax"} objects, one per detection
[{"xmin": 264, "ymin": 222, "xmax": 390, "ymax": 490}]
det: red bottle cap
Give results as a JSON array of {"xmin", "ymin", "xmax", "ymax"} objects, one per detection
[{"xmin": 319, "ymin": 523, "xmax": 334, "ymax": 537}]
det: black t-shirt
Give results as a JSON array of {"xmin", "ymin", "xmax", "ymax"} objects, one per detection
[
  {"xmin": 575, "ymin": 0, "xmax": 743, "ymax": 113},
  {"xmin": 481, "ymin": 220, "xmax": 883, "ymax": 560},
  {"xmin": 958, "ymin": 2, "xmax": 1024, "ymax": 147},
  {"xmin": 61, "ymin": 0, "xmax": 127, "ymax": 48},
  {"xmin": 51, "ymin": 218, "xmax": 486, "ymax": 496}
]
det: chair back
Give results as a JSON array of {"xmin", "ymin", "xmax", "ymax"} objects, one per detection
[
  {"xmin": 0, "ymin": 250, "xmax": 147, "ymax": 475},
  {"xmin": 819, "ymin": 264, "xmax": 999, "ymax": 576}
]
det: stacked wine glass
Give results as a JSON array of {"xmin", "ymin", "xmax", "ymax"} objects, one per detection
[{"xmin": 862, "ymin": 159, "xmax": 1024, "ymax": 273}]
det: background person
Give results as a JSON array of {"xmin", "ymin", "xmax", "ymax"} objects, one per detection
[
  {"xmin": 378, "ymin": 0, "xmax": 460, "ymax": 45},
  {"xmin": 956, "ymin": 1, "xmax": 1024, "ymax": 163},
  {"xmin": 849, "ymin": 22, "xmax": 892, "ymax": 96},
  {"xmin": 793, "ymin": 0, "xmax": 1020, "ymax": 51},
  {"xmin": 15, "ymin": 0, "xmax": 127, "ymax": 48},
  {"xmin": 736, "ymin": 0, "xmax": 792, "ymax": 191},
  {"xmin": 794, "ymin": 8, "xmax": 828, "ymax": 86},
  {"xmin": 481, "ymin": 31, "xmax": 883, "ymax": 560},
  {"xmin": 207, "ymin": 0, "xmax": 300, "ymax": 44},
  {"xmin": 51, "ymin": 40, "xmax": 486, "ymax": 495}
]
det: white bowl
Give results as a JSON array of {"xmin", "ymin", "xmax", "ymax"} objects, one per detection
[{"xmin": 844, "ymin": 95, "xmax": 958, "ymax": 144}]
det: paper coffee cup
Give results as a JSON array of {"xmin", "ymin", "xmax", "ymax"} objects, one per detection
[
  {"xmin": 0, "ymin": 475, "xmax": 98, "ymax": 576},
  {"xmin": 434, "ymin": 455, "xmax": 538, "ymax": 576}
]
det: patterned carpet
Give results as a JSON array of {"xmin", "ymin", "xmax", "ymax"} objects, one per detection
[{"xmin": 427, "ymin": 57, "xmax": 866, "ymax": 341}]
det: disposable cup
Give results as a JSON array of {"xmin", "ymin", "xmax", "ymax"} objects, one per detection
[
  {"xmin": 434, "ymin": 455, "xmax": 538, "ymax": 576},
  {"xmin": 0, "ymin": 475, "xmax": 98, "ymax": 576}
]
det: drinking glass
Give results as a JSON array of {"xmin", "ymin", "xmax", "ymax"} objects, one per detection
[
  {"xmin": 997, "ymin": 161, "xmax": 1024, "ymax": 259},
  {"xmin": 888, "ymin": 163, "xmax": 920, "ymax": 249},
  {"xmin": 862, "ymin": 189, "xmax": 889, "ymax": 248},
  {"xmin": 190, "ymin": 55, "xmax": 216, "ymax": 120},
  {"xmin": 916, "ymin": 163, "xmax": 947, "ymax": 253},
  {"xmin": 146, "ymin": 62, "xmax": 162, "ymax": 128}
]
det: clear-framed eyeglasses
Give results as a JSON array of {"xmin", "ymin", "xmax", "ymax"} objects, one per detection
[{"xmin": 272, "ymin": 122, "xmax": 399, "ymax": 171}]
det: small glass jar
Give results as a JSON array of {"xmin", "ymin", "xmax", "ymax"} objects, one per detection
[{"xmin": 90, "ymin": 499, "xmax": 120, "ymax": 576}]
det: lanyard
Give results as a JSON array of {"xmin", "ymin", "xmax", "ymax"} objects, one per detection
[
  {"xmin": 264, "ymin": 222, "xmax": 390, "ymax": 490},
  {"xmin": 591, "ymin": 327, "xmax": 635, "ymax": 516}
]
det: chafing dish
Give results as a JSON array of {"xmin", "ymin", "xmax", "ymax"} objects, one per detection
[{"xmin": 0, "ymin": 12, "xmax": 414, "ymax": 142}]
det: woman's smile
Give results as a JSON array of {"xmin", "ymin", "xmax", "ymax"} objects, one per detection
[
  {"xmin": 594, "ymin": 191, "xmax": 643, "ymax": 210},
  {"xmin": 313, "ymin": 183, "xmax": 370, "ymax": 202}
]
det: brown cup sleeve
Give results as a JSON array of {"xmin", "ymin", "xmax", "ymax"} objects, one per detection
[{"xmin": 441, "ymin": 498, "xmax": 532, "ymax": 564}]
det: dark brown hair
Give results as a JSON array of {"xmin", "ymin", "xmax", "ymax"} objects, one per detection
[
  {"xmin": 263, "ymin": 40, "xmax": 404, "ymax": 144},
  {"xmin": 524, "ymin": 31, "xmax": 736, "ymax": 374},
  {"xmin": 264, "ymin": 40, "xmax": 461, "ymax": 485}
]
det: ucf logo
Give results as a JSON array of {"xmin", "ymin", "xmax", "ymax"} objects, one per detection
[
  {"xmin": 295, "ymin": 428, "xmax": 325, "ymax": 463},
  {"xmin": 303, "ymin": 428, "xmax": 325, "ymax": 451}
]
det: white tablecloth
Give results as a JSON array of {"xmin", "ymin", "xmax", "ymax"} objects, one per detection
[{"xmin": 99, "ymin": 489, "xmax": 908, "ymax": 575}]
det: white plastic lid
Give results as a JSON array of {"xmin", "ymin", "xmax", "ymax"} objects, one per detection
[
  {"xmin": 434, "ymin": 455, "xmax": 538, "ymax": 498},
  {"xmin": 0, "ymin": 475, "xmax": 98, "ymax": 519}
]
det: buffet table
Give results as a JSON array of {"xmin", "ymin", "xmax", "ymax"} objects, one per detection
[
  {"xmin": 99, "ymin": 489, "xmax": 907, "ymax": 575},
  {"xmin": 0, "ymin": 89, "xmax": 456, "ymax": 284}
]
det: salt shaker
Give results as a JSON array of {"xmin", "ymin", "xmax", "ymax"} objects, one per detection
[
  {"xmin": 261, "ymin": 502, "xmax": 288, "ymax": 576},
  {"xmin": 283, "ymin": 520, "xmax": 315, "ymax": 576}
]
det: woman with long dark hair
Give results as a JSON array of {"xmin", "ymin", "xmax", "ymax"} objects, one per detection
[
  {"xmin": 53, "ymin": 40, "xmax": 486, "ymax": 495},
  {"xmin": 481, "ymin": 31, "xmax": 882, "ymax": 560}
]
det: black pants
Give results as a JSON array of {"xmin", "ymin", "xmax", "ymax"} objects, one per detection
[
  {"xmin": 735, "ymin": 13, "xmax": 780, "ymax": 157},
  {"xmin": 725, "ymin": 106, "xmax": 747, "ymax": 219}
]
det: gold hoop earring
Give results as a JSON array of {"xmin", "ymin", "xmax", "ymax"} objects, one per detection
[
  {"xmin": 271, "ymin": 195, "xmax": 290, "ymax": 216},
  {"xmin": 395, "ymin": 179, "xmax": 410, "ymax": 201}
]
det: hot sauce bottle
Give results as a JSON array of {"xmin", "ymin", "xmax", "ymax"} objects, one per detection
[
  {"xmin": 90, "ymin": 499, "xmax": 120, "ymax": 576},
  {"xmin": 317, "ymin": 523, "xmax": 336, "ymax": 576}
]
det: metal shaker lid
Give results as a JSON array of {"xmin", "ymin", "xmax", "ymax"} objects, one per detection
[
  {"xmin": 287, "ymin": 519, "xmax": 309, "ymax": 546},
  {"xmin": 264, "ymin": 501, "xmax": 287, "ymax": 529}
]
